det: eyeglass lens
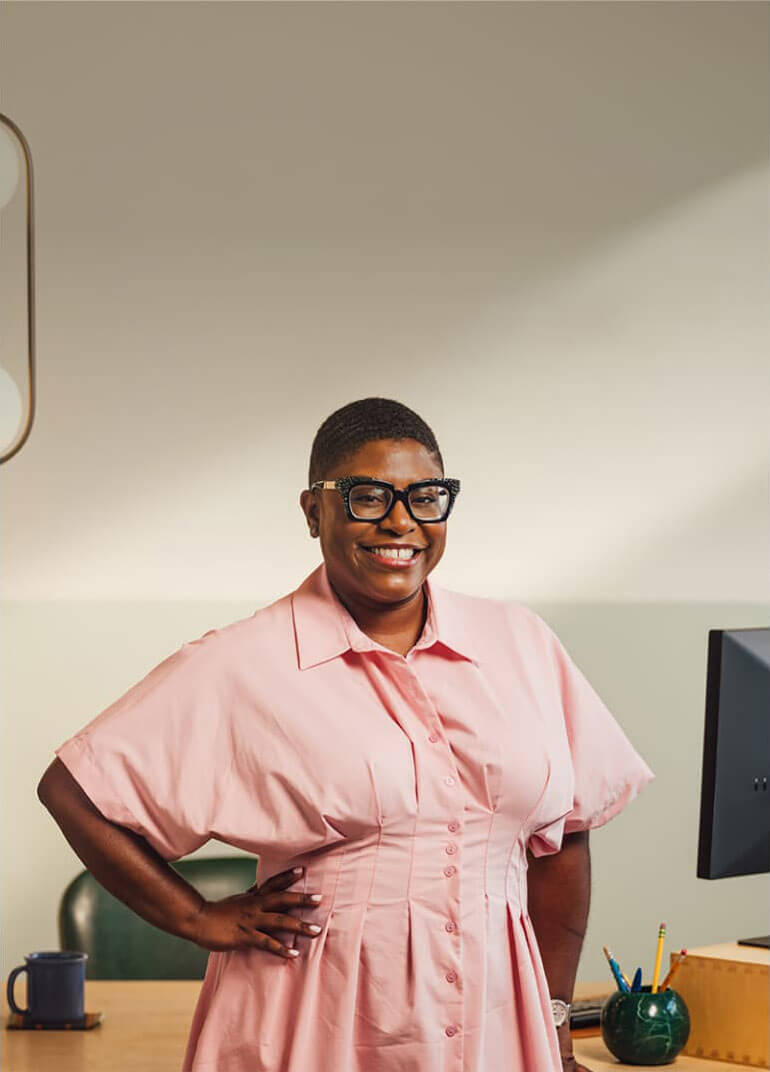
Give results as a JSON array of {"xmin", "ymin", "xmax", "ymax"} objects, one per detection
[{"xmin": 349, "ymin": 483, "xmax": 450, "ymax": 521}]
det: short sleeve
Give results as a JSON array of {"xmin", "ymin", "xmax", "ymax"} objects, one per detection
[
  {"xmin": 53, "ymin": 632, "xmax": 232, "ymax": 862},
  {"xmin": 526, "ymin": 614, "xmax": 655, "ymax": 857}
]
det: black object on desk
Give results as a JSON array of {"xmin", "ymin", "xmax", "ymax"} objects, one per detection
[{"xmin": 570, "ymin": 999, "xmax": 603, "ymax": 1028}]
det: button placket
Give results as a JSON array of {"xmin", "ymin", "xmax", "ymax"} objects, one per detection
[
  {"xmin": 405, "ymin": 671, "xmax": 462, "ymax": 1058},
  {"xmin": 439, "ymin": 758, "xmax": 462, "ymax": 1048},
  {"xmin": 355, "ymin": 602, "xmax": 467, "ymax": 1061}
]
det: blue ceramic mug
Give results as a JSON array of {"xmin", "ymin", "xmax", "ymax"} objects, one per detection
[{"xmin": 7, "ymin": 951, "xmax": 88, "ymax": 1022}]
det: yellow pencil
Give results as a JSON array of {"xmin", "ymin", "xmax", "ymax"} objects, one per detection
[
  {"xmin": 651, "ymin": 922, "xmax": 666, "ymax": 993},
  {"xmin": 659, "ymin": 948, "xmax": 687, "ymax": 992}
]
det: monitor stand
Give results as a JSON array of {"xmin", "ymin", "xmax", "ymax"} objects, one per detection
[{"xmin": 737, "ymin": 934, "xmax": 770, "ymax": 948}]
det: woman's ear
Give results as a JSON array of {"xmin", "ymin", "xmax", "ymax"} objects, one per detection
[{"xmin": 299, "ymin": 489, "xmax": 320, "ymax": 537}]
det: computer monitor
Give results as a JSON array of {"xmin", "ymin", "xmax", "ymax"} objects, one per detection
[{"xmin": 697, "ymin": 627, "xmax": 770, "ymax": 948}]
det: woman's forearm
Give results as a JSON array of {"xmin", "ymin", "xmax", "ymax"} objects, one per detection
[
  {"xmin": 37, "ymin": 758, "xmax": 205, "ymax": 942},
  {"xmin": 526, "ymin": 830, "xmax": 591, "ymax": 1060},
  {"xmin": 525, "ymin": 829, "xmax": 591, "ymax": 998}
]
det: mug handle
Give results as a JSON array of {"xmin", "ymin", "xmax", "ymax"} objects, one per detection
[{"xmin": 7, "ymin": 965, "xmax": 30, "ymax": 1015}]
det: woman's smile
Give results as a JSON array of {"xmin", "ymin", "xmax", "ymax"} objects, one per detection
[{"xmin": 359, "ymin": 544, "xmax": 425, "ymax": 569}]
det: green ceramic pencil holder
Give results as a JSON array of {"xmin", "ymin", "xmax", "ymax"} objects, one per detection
[{"xmin": 601, "ymin": 985, "xmax": 691, "ymax": 1065}]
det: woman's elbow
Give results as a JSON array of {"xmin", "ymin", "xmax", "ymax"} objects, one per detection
[
  {"xmin": 37, "ymin": 760, "xmax": 59, "ymax": 804},
  {"xmin": 37, "ymin": 757, "xmax": 83, "ymax": 812}
]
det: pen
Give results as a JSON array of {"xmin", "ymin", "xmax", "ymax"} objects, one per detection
[
  {"xmin": 631, "ymin": 967, "xmax": 642, "ymax": 992},
  {"xmin": 651, "ymin": 923, "xmax": 666, "ymax": 994},
  {"xmin": 659, "ymin": 948, "xmax": 687, "ymax": 992},
  {"xmin": 603, "ymin": 946, "xmax": 630, "ymax": 993},
  {"xmin": 613, "ymin": 950, "xmax": 631, "ymax": 991}
]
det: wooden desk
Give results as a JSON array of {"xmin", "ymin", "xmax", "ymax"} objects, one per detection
[
  {"xmin": 2, "ymin": 979, "xmax": 197, "ymax": 1071},
  {"xmin": 1, "ymin": 979, "xmax": 747, "ymax": 1070}
]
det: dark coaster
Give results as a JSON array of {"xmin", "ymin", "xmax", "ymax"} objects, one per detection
[{"xmin": 5, "ymin": 1010, "xmax": 103, "ymax": 1030}]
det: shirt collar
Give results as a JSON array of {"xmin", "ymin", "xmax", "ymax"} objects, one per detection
[{"xmin": 291, "ymin": 560, "xmax": 480, "ymax": 670}]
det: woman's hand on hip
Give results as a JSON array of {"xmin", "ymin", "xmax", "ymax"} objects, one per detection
[{"xmin": 187, "ymin": 866, "xmax": 324, "ymax": 959}]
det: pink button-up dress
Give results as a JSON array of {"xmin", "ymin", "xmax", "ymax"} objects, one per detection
[{"xmin": 54, "ymin": 561, "xmax": 655, "ymax": 1071}]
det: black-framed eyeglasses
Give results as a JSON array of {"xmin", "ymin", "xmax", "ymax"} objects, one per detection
[{"xmin": 310, "ymin": 476, "xmax": 461, "ymax": 523}]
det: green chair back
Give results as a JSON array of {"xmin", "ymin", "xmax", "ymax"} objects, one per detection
[{"xmin": 58, "ymin": 855, "xmax": 259, "ymax": 979}]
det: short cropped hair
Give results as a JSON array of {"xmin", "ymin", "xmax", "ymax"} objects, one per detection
[{"xmin": 307, "ymin": 397, "xmax": 444, "ymax": 488}]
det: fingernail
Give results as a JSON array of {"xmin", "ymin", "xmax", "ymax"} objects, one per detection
[
  {"xmin": 292, "ymin": 867, "xmax": 303, "ymax": 874},
  {"xmin": 310, "ymin": 893, "xmax": 322, "ymax": 902},
  {"xmin": 288, "ymin": 948, "xmax": 300, "ymax": 956},
  {"xmin": 308, "ymin": 924, "xmax": 322, "ymax": 933}
]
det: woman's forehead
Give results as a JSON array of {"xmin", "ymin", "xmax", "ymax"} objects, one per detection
[{"xmin": 331, "ymin": 438, "xmax": 441, "ymax": 479}]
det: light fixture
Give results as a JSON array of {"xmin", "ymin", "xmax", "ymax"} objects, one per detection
[{"xmin": 0, "ymin": 113, "xmax": 35, "ymax": 464}]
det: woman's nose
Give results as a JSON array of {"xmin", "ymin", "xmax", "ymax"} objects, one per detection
[{"xmin": 382, "ymin": 497, "xmax": 415, "ymax": 530}]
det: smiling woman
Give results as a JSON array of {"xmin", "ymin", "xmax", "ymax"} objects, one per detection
[
  {"xmin": 298, "ymin": 398, "xmax": 458, "ymax": 657},
  {"xmin": 40, "ymin": 395, "xmax": 655, "ymax": 1072}
]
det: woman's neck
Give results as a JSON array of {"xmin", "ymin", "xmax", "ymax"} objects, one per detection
[{"xmin": 331, "ymin": 581, "xmax": 428, "ymax": 657}]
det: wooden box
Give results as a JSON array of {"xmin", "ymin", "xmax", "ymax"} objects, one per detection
[{"xmin": 671, "ymin": 941, "xmax": 769, "ymax": 1067}]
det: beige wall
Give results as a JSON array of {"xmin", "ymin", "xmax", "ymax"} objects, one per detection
[{"xmin": 2, "ymin": 1, "xmax": 767, "ymax": 985}]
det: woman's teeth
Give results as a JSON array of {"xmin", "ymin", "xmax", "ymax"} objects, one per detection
[{"xmin": 364, "ymin": 547, "xmax": 418, "ymax": 560}]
